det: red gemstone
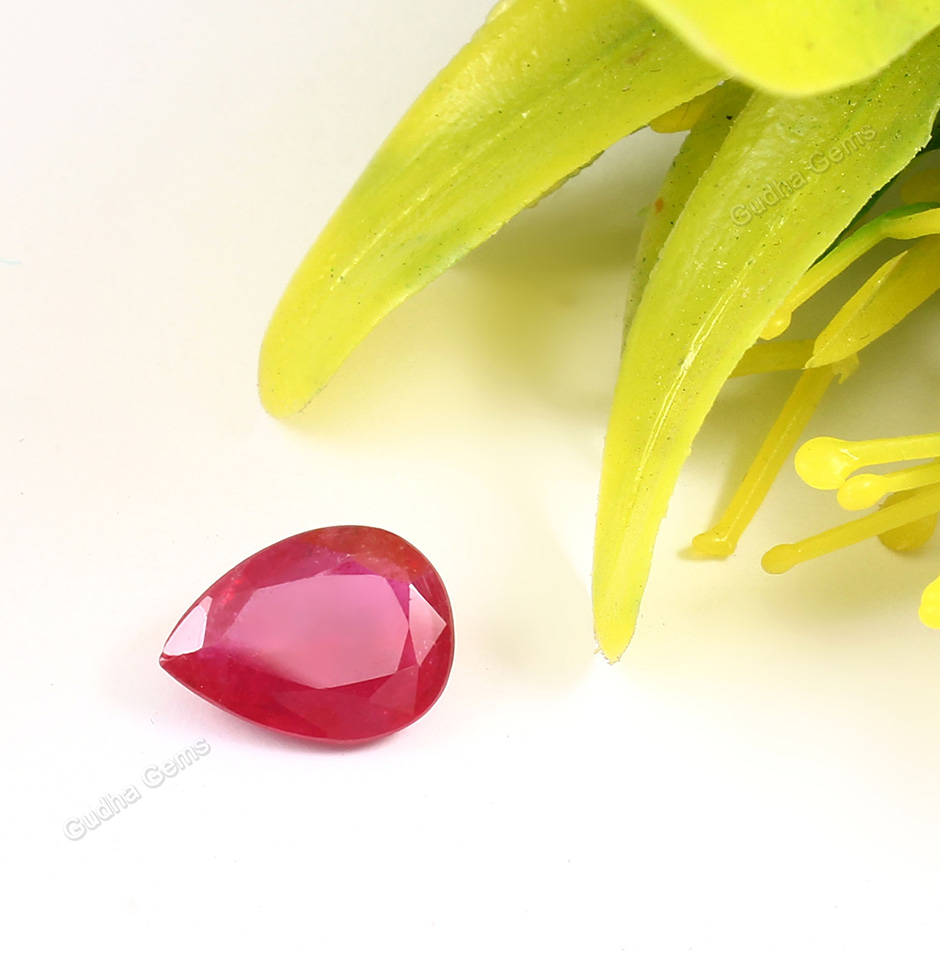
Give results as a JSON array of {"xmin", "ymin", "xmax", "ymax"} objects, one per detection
[{"xmin": 160, "ymin": 526, "xmax": 454, "ymax": 743}]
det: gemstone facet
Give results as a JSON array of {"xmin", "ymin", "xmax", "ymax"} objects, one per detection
[{"xmin": 160, "ymin": 526, "xmax": 454, "ymax": 743}]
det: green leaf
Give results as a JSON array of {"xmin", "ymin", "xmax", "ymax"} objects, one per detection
[
  {"xmin": 638, "ymin": 0, "xmax": 940, "ymax": 94},
  {"xmin": 258, "ymin": 0, "xmax": 724, "ymax": 416},
  {"xmin": 593, "ymin": 27, "xmax": 940, "ymax": 661}
]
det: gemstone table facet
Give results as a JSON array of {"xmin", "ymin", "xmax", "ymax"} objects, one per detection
[{"xmin": 160, "ymin": 526, "xmax": 454, "ymax": 742}]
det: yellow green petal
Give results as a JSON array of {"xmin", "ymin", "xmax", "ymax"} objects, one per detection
[
  {"xmin": 593, "ymin": 29, "xmax": 940, "ymax": 661},
  {"xmin": 258, "ymin": 0, "xmax": 724, "ymax": 417},
  {"xmin": 638, "ymin": 0, "xmax": 940, "ymax": 95},
  {"xmin": 625, "ymin": 81, "xmax": 750, "ymax": 328}
]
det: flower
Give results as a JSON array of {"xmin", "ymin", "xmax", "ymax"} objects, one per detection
[{"xmin": 257, "ymin": 1, "xmax": 940, "ymax": 660}]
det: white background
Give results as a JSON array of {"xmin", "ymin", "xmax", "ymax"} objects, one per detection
[{"xmin": 5, "ymin": 2, "xmax": 940, "ymax": 957}]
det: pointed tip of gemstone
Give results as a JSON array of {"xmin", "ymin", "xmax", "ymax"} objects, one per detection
[{"xmin": 160, "ymin": 526, "xmax": 454, "ymax": 743}]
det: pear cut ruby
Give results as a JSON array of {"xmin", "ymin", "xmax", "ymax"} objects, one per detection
[{"xmin": 160, "ymin": 526, "xmax": 454, "ymax": 743}]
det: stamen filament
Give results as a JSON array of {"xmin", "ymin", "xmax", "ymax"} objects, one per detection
[
  {"xmin": 761, "ymin": 203, "xmax": 940, "ymax": 339},
  {"xmin": 809, "ymin": 234, "xmax": 940, "ymax": 367},
  {"xmin": 838, "ymin": 460, "xmax": 940, "ymax": 510},
  {"xmin": 762, "ymin": 483, "xmax": 940, "ymax": 574},
  {"xmin": 692, "ymin": 366, "xmax": 835, "ymax": 557},
  {"xmin": 877, "ymin": 490, "xmax": 939, "ymax": 552},
  {"xmin": 795, "ymin": 433, "xmax": 940, "ymax": 490}
]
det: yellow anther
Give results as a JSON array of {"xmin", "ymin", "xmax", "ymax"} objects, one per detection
[
  {"xmin": 762, "ymin": 483, "xmax": 940, "ymax": 574},
  {"xmin": 761, "ymin": 203, "xmax": 940, "ymax": 340},
  {"xmin": 809, "ymin": 234, "xmax": 940, "ymax": 368},
  {"xmin": 730, "ymin": 340, "xmax": 814, "ymax": 377},
  {"xmin": 919, "ymin": 571, "xmax": 940, "ymax": 629},
  {"xmin": 760, "ymin": 310, "xmax": 793, "ymax": 341},
  {"xmin": 760, "ymin": 542, "xmax": 802, "ymax": 575},
  {"xmin": 900, "ymin": 169, "xmax": 940, "ymax": 205},
  {"xmin": 837, "ymin": 460, "xmax": 940, "ymax": 511},
  {"xmin": 794, "ymin": 436, "xmax": 859, "ymax": 489},
  {"xmin": 649, "ymin": 89, "xmax": 717, "ymax": 133},
  {"xmin": 692, "ymin": 366, "xmax": 835, "ymax": 557},
  {"xmin": 837, "ymin": 473, "xmax": 891, "ymax": 510},
  {"xmin": 796, "ymin": 433, "xmax": 940, "ymax": 490},
  {"xmin": 877, "ymin": 490, "xmax": 939, "ymax": 552}
]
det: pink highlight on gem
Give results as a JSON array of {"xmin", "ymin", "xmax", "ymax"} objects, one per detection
[
  {"xmin": 407, "ymin": 586, "xmax": 447, "ymax": 664},
  {"xmin": 163, "ymin": 596, "xmax": 212, "ymax": 656},
  {"xmin": 160, "ymin": 526, "xmax": 454, "ymax": 743}
]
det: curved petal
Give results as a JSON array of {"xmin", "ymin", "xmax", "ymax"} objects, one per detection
[
  {"xmin": 625, "ymin": 81, "xmax": 751, "ymax": 329},
  {"xmin": 593, "ymin": 27, "xmax": 940, "ymax": 661},
  {"xmin": 639, "ymin": 0, "xmax": 940, "ymax": 94},
  {"xmin": 258, "ymin": 0, "xmax": 723, "ymax": 416}
]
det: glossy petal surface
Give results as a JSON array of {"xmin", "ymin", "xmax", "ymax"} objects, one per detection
[
  {"xmin": 258, "ymin": 0, "xmax": 723, "ymax": 416},
  {"xmin": 160, "ymin": 526, "xmax": 453, "ymax": 742},
  {"xmin": 640, "ymin": 0, "xmax": 940, "ymax": 94},
  {"xmin": 593, "ymin": 28, "xmax": 940, "ymax": 661}
]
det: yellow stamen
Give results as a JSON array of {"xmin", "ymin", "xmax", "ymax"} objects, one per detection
[
  {"xmin": 837, "ymin": 460, "xmax": 940, "ymax": 510},
  {"xmin": 730, "ymin": 339, "xmax": 814, "ymax": 377},
  {"xmin": 649, "ymin": 88, "xmax": 717, "ymax": 133},
  {"xmin": 877, "ymin": 490, "xmax": 939, "ymax": 552},
  {"xmin": 692, "ymin": 365, "xmax": 837, "ymax": 557},
  {"xmin": 795, "ymin": 433, "xmax": 940, "ymax": 491},
  {"xmin": 809, "ymin": 234, "xmax": 940, "ymax": 367},
  {"xmin": 919, "ymin": 570, "xmax": 940, "ymax": 628},
  {"xmin": 761, "ymin": 204, "xmax": 940, "ymax": 339},
  {"xmin": 761, "ymin": 483, "xmax": 940, "ymax": 574}
]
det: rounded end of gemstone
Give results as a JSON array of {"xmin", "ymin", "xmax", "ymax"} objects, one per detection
[{"xmin": 160, "ymin": 526, "xmax": 454, "ymax": 743}]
